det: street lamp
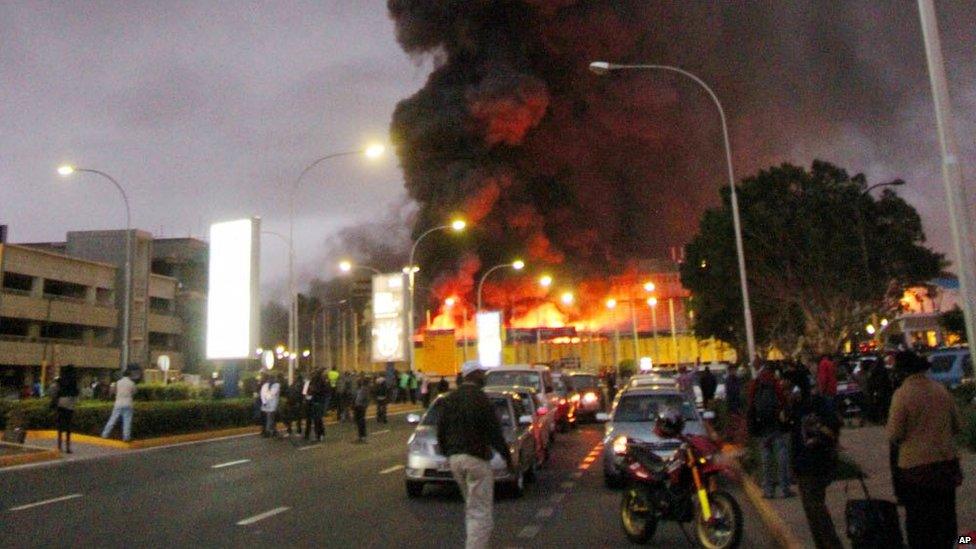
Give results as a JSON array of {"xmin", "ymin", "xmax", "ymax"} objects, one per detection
[
  {"xmin": 647, "ymin": 297, "xmax": 660, "ymax": 363},
  {"xmin": 560, "ymin": 291, "xmax": 574, "ymax": 305},
  {"xmin": 406, "ymin": 218, "xmax": 468, "ymax": 372},
  {"xmin": 539, "ymin": 274, "xmax": 553, "ymax": 288},
  {"xmin": 476, "ymin": 260, "xmax": 525, "ymax": 313},
  {"xmin": 590, "ymin": 61, "xmax": 757, "ymax": 373},
  {"xmin": 57, "ymin": 165, "xmax": 132, "ymax": 371},
  {"xmin": 286, "ymin": 144, "xmax": 385, "ymax": 385},
  {"xmin": 338, "ymin": 260, "xmax": 381, "ymax": 275}
]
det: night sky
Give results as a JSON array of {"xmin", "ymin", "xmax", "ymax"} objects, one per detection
[{"xmin": 2, "ymin": 2, "xmax": 974, "ymax": 300}]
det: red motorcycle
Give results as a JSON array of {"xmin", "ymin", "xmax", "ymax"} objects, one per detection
[{"xmin": 618, "ymin": 411, "xmax": 743, "ymax": 548}]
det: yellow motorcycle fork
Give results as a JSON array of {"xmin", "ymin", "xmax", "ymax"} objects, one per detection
[{"xmin": 688, "ymin": 448, "xmax": 712, "ymax": 521}]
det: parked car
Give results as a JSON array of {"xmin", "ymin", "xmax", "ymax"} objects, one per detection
[
  {"xmin": 485, "ymin": 365, "xmax": 559, "ymax": 441},
  {"xmin": 551, "ymin": 373, "xmax": 578, "ymax": 432},
  {"xmin": 926, "ymin": 347, "xmax": 973, "ymax": 389},
  {"xmin": 486, "ymin": 385, "xmax": 551, "ymax": 465},
  {"xmin": 599, "ymin": 385, "xmax": 711, "ymax": 488},
  {"xmin": 628, "ymin": 374, "xmax": 680, "ymax": 390},
  {"xmin": 404, "ymin": 389, "xmax": 538, "ymax": 498},
  {"xmin": 565, "ymin": 372, "xmax": 608, "ymax": 421}
]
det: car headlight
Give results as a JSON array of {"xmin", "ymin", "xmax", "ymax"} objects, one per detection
[
  {"xmin": 583, "ymin": 392, "xmax": 598, "ymax": 404},
  {"xmin": 613, "ymin": 435, "xmax": 628, "ymax": 455}
]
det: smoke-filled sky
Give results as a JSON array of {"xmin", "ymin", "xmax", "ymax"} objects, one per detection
[
  {"xmin": 389, "ymin": 0, "xmax": 976, "ymax": 292},
  {"xmin": 2, "ymin": 2, "xmax": 975, "ymax": 302}
]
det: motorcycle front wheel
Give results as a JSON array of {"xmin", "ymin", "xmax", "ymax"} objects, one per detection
[
  {"xmin": 620, "ymin": 487, "xmax": 657, "ymax": 544},
  {"xmin": 695, "ymin": 490, "xmax": 743, "ymax": 549}
]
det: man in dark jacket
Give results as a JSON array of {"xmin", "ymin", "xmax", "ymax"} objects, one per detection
[
  {"xmin": 437, "ymin": 363, "xmax": 512, "ymax": 549},
  {"xmin": 373, "ymin": 376, "xmax": 389, "ymax": 424},
  {"xmin": 699, "ymin": 366, "xmax": 718, "ymax": 409},
  {"xmin": 747, "ymin": 362, "xmax": 792, "ymax": 498},
  {"xmin": 789, "ymin": 378, "xmax": 843, "ymax": 548}
]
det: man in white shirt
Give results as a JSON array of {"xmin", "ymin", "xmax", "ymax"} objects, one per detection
[{"xmin": 101, "ymin": 368, "xmax": 137, "ymax": 442}]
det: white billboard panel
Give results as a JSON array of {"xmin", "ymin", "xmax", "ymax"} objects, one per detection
[
  {"xmin": 476, "ymin": 311, "xmax": 503, "ymax": 368},
  {"xmin": 372, "ymin": 273, "xmax": 406, "ymax": 362},
  {"xmin": 206, "ymin": 218, "xmax": 260, "ymax": 359}
]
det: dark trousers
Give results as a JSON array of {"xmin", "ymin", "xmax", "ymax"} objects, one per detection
[
  {"xmin": 354, "ymin": 405, "xmax": 367, "ymax": 439},
  {"xmin": 303, "ymin": 400, "xmax": 315, "ymax": 440},
  {"xmin": 409, "ymin": 388, "xmax": 417, "ymax": 404},
  {"xmin": 903, "ymin": 487, "xmax": 957, "ymax": 549},
  {"xmin": 56, "ymin": 407, "xmax": 74, "ymax": 450},
  {"xmin": 421, "ymin": 391, "xmax": 431, "ymax": 409},
  {"xmin": 797, "ymin": 474, "xmax": 843, "ymax": 549},
  {"xmin": 376, "ymin": 398, "xmax": 388, "ymax": 423}
]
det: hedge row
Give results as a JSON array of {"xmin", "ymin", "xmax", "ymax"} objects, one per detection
[
  {"xmin": 134, "ymin": 383, "xmax": 212, "ymax": 401},
  {"xmin": 2, "ymin": 398, "xmax": 256, "ymax": 439}
]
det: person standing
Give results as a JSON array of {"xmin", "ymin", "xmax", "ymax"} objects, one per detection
[
  {"xmin": 437, "ymin": 376, "xmax": 450, "ymax": 396},
  {"xmin": 676, "ymin": 365, "xmax": 694, "ymax": 396},
  {"xmin": 260, "ymin": 373, "xmax": 281, "ymax": 437},
  {"xmin": 789, "ymin": 374, "xmax": 843, "ymax": 549},
  {"xmin": 399, "ymin": 370, "xmax": 410, "ymax": 403},
  {"xmin": 816, "ymin": 354, "xmax": 838, "ymax": 409},
  {"xmin": 373, "ymin": 376, "xmax": 389, "ymax": 424},
  {"xmin": 887, "ymin": 351, "xmax": 963, "ymax": 549},
  {"xmin": 353, "ymin": 376, "xmax": 370, "ymax": 443},
  {"xmin": 437, "ymin": 363, "xmax": 512, "ymax": 549},
  {"xmin": 50, "ymin": 365, "xmax": 79, "ymax": 453},
  {"xmin": 284, "ymin": 374, "xmax": 304, "ymax": 437},
  {"xmin": 419, "ymin": 370, "xmax": 431, "ymax": 409},
  {"xmin": 101, "ymin": 367, "xmax": 137, "ymax": 442},
  {"xmin": 699, "ymin": 365, "xmax": 718, "ymax": 409},
  {"xmin": 408, "ymin": 370, "xmax": 419, "ymax": 404},
  {"xmin": 747, "ymin": 362, "xmax": 792, "ymax": 499},
  {"xmin": 308, "ymin": 370, "xmax": 330, "ymax": 441}
]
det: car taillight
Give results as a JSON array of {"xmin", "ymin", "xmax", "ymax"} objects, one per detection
[
  {"xmin": 559, "ymin": 398, "xmax": 566, "ymax": 405},
  {"xmin": 570, "ymin": 394, "xmax": 580, "ymax": 403},
  {"xmin": 536, "ymin": 407, "xmax": 549, "ymax": 416}
]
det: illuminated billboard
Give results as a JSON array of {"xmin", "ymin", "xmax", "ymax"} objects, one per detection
[
  {"xmin": 371, "ymin": 273, "xmax": 406, "ymax": 362},
  {"xmin": 206, "ymin": 218, "xmax": 260, "ymax": 360},
  {"xmin": 476, "ymin": 311, "xmax": 503, "ymax": 368}
]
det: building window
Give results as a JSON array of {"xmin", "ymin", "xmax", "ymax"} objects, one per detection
[
  {"xmin": 43, "ymin": 279, "xmax": 87, "ymax": 301},
  {"xmin": 96, "ymin": 287, "xmax": 114, "ymax": 305},
  {"xmin": 2, "ymin": 272, "xmax": 33, "ymax": 293},
  {"xmin": 149, "ymin": 297, "xmax": 173, "ymax": 314},
  {"xmin": 0, "ymin": 318, "xmax": 30, "ymax": 338},
  {"xmin": 40, "ymin": 322, "xmax": 84, "ymax": 342}
]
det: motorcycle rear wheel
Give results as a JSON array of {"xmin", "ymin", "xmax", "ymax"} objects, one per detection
[
  {"xmin": 695, "ymin": 490, "xmax": 743, "ymax": 549},
  {"xmin": 620, "ymin": 487, "xmax": 657, "ymax": 544}
]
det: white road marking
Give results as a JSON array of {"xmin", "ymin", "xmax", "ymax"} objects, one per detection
[
  {"xmin": 236, "ymin": 506, "xmax": 290, "ymax": 526},
  {"xmin": 211, "ymin": 459, "xmax": 250, "ymax": 469},
  {"xmin": 517, "ymin": 525, "xmax": 540, "ymax": 539},
  {"xmin": 550, "ymin": 493, "xmax": 566, "ymax": 504},
  {"xmin": 9, "ymin": 493, "xmax": 83, "ymax": 512},
  {"xmin": 372, "ymin": 430, "xmax": 391, "ymax": 435},
  {"xmin": 298, "ymin": 444, "xmax": 324, "ymax": 451},
  {"xmin": 560, "ymin": 481, "xmax": 576, "ymax": 489},
  {"xmin": 379, "ymin": 464, "xmax": 405, "ymax": 475},
  {"xmin": 535, "ymin": 507, "xmax": 554, "ymax": 519}
]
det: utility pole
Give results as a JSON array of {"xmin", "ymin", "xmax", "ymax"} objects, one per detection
[{"xmin": 918, "ymin": 0, "xmax": 976, "ymax": 349}]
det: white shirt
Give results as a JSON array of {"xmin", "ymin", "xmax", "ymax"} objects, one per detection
[
  {"xmin": 260, "ymin": 381, "xmax": 281, "ymax": 412},
  {"xmin": 114, "ymin": 377, "xmax": 136, "ymax": 408}
]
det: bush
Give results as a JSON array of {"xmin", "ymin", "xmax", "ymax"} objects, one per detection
[
  {"xmin": 134, "ymin": 383, "xmax": 208, "ymax": 401},
  {"xmin": 3, "ymin": 398, "xmax": 256, "ymax": 439}
]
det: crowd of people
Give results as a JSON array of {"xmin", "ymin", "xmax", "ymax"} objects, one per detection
[
  {"xmin": 736, "ymin": 351, "xmax": 964, "ymax": 549},
  {"xmin": 254, "ymin": 366, "xmax": 454, "ymax": 443}
]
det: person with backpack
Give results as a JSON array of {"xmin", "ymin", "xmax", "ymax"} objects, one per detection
[
  {"xmin": 788, "ymin": 372, "xmax": 843, "ymax": 548},
  {"xmin": 747, "ymin": 361, "xmax": 793, "ymax": 499}
]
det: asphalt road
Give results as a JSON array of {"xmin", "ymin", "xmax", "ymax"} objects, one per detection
[{"xmin": 0, "ymin": 415, "xmax": 776, "ymax": 548}]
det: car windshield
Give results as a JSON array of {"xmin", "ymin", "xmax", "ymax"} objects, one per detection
[
  {"xmin": 569, "ymin": 375, "xmax": 599, "ymax": 390},
  {"xmin": 486, "ymin": 371, "xmax": 540, "ymax": 389},
  {"xmin": 614, "ymin": 394, "xmax": 697, "ymax": 423},
  {"xmin": 422, "ymin": 398, "xmax": 514, "ymax": 427}
]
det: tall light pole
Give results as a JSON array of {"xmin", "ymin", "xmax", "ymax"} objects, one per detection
[
  {"xmin": 606, "ymin": 298, "xmax": 622, "ymax": 379},
  {"xmin": 917, "ymin": 0, "xmax": 976, "ymax": 352},
  {"xmin": 407, "ymin": 219, "xmax": 467, "ymax": 372},
  {"xmin": 287, "ymin": 144, "xmax": 384, "ymax": 384},
  {"xmin": 590, "ymin": 61, "xmax": 757, "ymax": 372},
  {"xmin": 537, "ymin": 274, "xmax": 553, "ymax": 362},
  {"xmin": 57, "ymin": 165, "xmax": 132, "ymax": 371},
  {"xmin": 475, "ymin": 260, "xmax": 525, "ymax": 313},
  {"xmin": 647, "ymin": 297, "xmax": 660, "ymax": 364}
]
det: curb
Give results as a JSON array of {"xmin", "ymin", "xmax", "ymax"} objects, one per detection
[
  {"xmin": 0, "ymin": 442, "xmax": 60, "ymax": 468},
  {"xmin": 740, "ymin": 474, "xmax": 803, "ymax": 549}
]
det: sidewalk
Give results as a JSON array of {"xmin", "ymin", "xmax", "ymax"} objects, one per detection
[{"xmin": 762, "ymin": 424, "xmax": 976, "ymax": 547}]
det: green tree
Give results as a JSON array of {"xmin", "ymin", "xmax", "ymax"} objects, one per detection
[{"xmin": 681, "ymin": 161, "xmax": 944, "ymax": 356}]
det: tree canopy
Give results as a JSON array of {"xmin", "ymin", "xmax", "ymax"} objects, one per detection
[{"xmin": 681, "ymin": 160, "xmax": 944, "ymax": 357}]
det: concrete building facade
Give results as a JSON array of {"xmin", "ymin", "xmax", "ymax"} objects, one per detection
[{"xmin": 0, "ymin": 230, "xmax": 206, "ymax": 396}]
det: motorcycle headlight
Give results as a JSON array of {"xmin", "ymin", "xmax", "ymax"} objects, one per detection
[{"xmin": 613, "ymin": 435, "xmax": 628, "ymax": 455}]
